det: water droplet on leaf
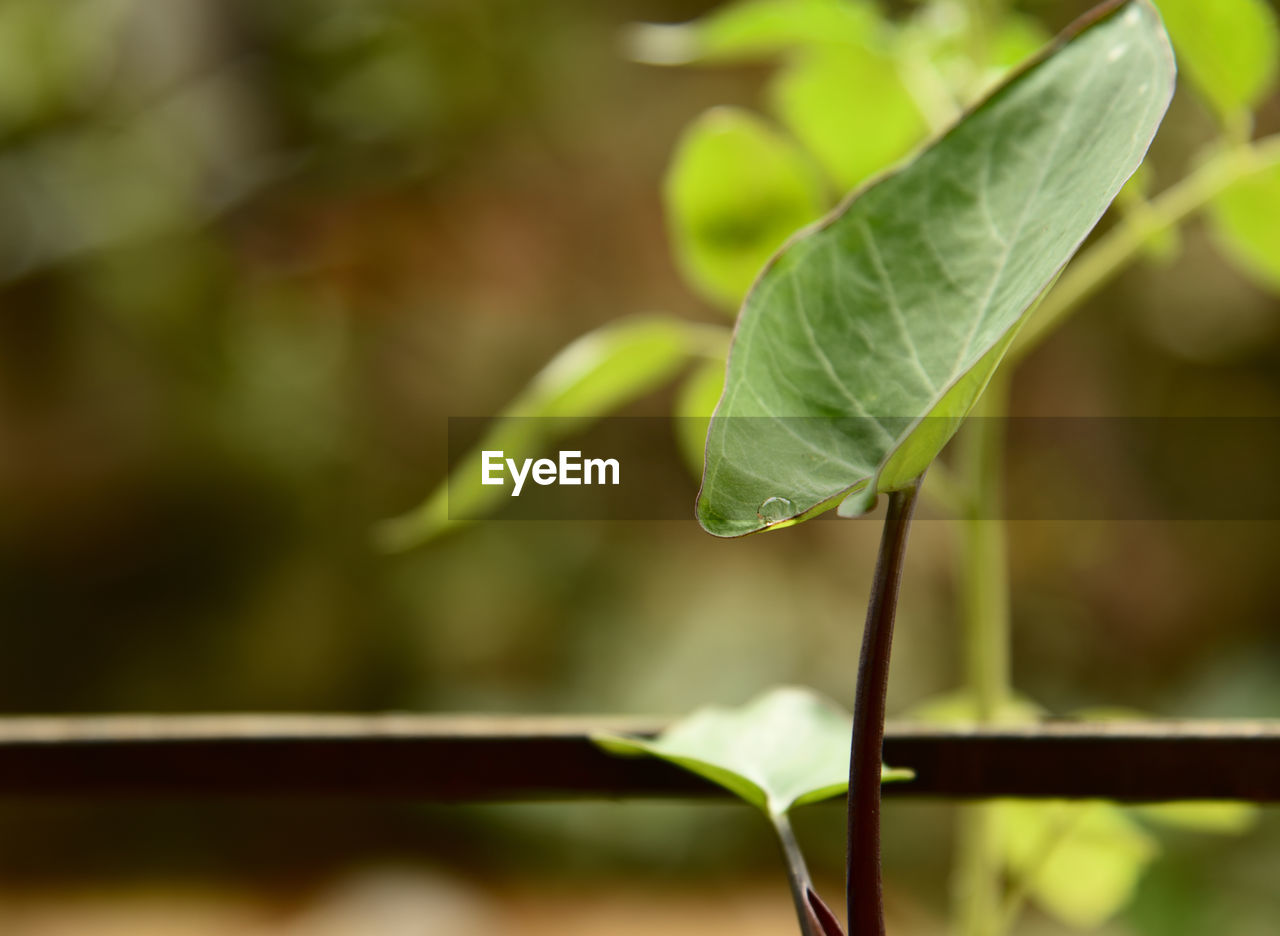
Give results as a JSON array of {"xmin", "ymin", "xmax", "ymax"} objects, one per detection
[{"xmin": 757, "ymin": 496, "xmax": 796, "ymax": 524}]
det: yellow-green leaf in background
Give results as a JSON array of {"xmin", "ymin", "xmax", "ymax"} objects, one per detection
[
  {"xmin": 1071, "ymin": 707, "xmax": 1260, "ymax": 836},
  {"xmin": 623, "ymin": 0, "xmax": 878, "ymax": 66},
  {"xmin": 1136, "ymin": 801, "xmax": 1260, "ymax": 835},
  {"xmin": 989, "ymin": 13, "xmax": 1052, "ymax": 71},
  {"xmin": 998, "ymin": 800, "xmax": 1159, "ymax": 930},
  {"xmin": 1209, "ymin": 159, "xmax": 1280, "ymax": 293},
  {"xmin": 665, "ymin": 107, "xmax": 825, "ymax": 311},
  {"xmin": 375, "ymin": 316, "xmax": 727, "ymax": 550},
  {"xmin": 674, "ymin": 356, "xmax": 728, "ymax": 478},
  {"xmin": 1154, "ymin": 0, "xmax": 1279, "ymax": 127},
  {"xmin": 768, "ymin": 43, "xmax": 928, "ymax": 192},
  {"xmin": 900, "ymin": 4, "xmax": 1050, "ymax": 109}
]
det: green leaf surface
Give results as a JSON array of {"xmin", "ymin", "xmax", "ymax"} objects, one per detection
[
  {"xmin": 666, "ymin": 107, "xmax": 825, "ymax": 310},
  {"xmin": 624, "ymin": 0, "xmax": 878, "ymax": 66},
  {"xmin": 697, "ymin": 1, "xmax": 1174, "ymax": 537},
  {"xmin": 1209, "ymin": 159, "xmax": 1280, "ymax": 292},
  {"xmin": 998, "ymin": 800, "xmax": 1158, "ymax": 929},
  {"xmin": 375, "ymin": 316, "xmax": 725, "ymax": 550},
  {"xmin": 768, "ymin": 43, "xmax": 928, "ymax": 191},
  {"xmin": 1154, "ymin": 0, "xmax": 1279, "ymax": 125},
  {"xmin": 594, "ymin": 686, "xmax": 912, "ymax": 817}
]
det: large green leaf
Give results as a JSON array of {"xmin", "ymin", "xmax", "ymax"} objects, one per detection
[
  {"xmin": 594, "ymin": 686, "xmax": 912, "ymax": 817},
  {"xmin": 696, "ymin": 1, "xmax": 1174, "ymax": 537},
  {"xmin": 375, "ymin": 316, "xmax": 726, "ymax": 550},
  {"xmin": 1154, "ymin": 0, "xmax": 1279, "ymax": 125},
  {"xmin": 624, "ymin": 0, "xmax": 878, "ymax": 66},
  {"xmin": 665, "ymin": 107, "xmax": 825, "ymax": 311}
]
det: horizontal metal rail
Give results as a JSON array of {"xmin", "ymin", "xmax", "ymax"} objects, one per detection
[{"xmin": 0, "ymin": 715, "xmax": 1277, "ymax": 802}]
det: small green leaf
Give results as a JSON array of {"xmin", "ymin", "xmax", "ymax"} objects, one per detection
[
  {"xmin": 1154, "ymin": 0, "xmax": 1279, "ymax": 126},
  {"xmin": 1209, "ymin": 159, "xmax": 1280, "ymax": 292},
  {"xmin": 665, "ymin": 107, "xmax": 825, "ymax": 310},
  {"xmin": 594, "ymin": 686, "xmax": 912, "ymax": 817},
  {"xmin": 697, "ymin": 1, "xmax": 1174, "ymax": 536},
  {"xmin": 375, "ymin": 317, "xmax": 725, "ymax": 550},
  {"xmin": 674, "ymin": 356, "xmax": 728, "ymax": 478},
  {"xmin": 998, "ymin": 800, "xmax": 1159, "ymax": 930},
  {"xmin": 768, "ymin": 43, "xmax": 928, "ymax": 191},
  {"xmin": 624, "ymin": 0, "xmax": 878, "ymax": 66}
]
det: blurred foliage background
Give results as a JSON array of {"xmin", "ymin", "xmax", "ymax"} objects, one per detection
[{"xmin": 0, "ymin": 0, "xmax": 1278, "ymax": 933}]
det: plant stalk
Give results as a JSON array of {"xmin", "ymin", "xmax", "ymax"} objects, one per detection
[
  {"xmin": 776, "ymin": 813, "xmax": 841, "ymax": 936},
  {"xmin": 959, "ymin": 375, "xmax": 1011, "ymax": 723},
  {"xmin": 847, "ymin": 479, "xmax": 924, "ymax": 936},
  {"xmin": 951, "ymin": 373, "xmax": 1011, "ymax": 936}
]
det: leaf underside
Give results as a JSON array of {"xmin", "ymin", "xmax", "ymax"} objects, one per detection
[
  {"xmin": 696, "ymin": 0, "xmax": 1174, "ymax": 537},
  {"xmin": 593, "ymin": 686, "xmax": 912, "ymax": 817}
]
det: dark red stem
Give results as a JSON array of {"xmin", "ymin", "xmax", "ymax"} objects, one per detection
[{"xmin": 846, "ymin": 479, "xmax": 922, "ymax": 935}]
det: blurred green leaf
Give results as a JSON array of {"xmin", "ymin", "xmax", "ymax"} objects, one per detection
[
  {"xmin": 1209, "ymin": 159, "xmax": 1280, "ymax": 292},
  {"xmin": 376, "ymin": 316, "xmax": 727, "ymax": 550},
  {"xmin": 1136, "ymin": 801, "xmax": 1260, "ymax": 834},
  {"xmin": 1154, "ymin": 0, "xmax": 1279, "ymax": 126},
  {"xmin": 665, "ymin": 107, "xmax": 825, "ymax": 311},
  {"xmin": 899, "ymin": 4, "xmax": 1049, "ymax": 111},
  {"xmin": 768, "ymin": 43, "xmax": 927, "ymax": 191},
  {"xmin": 696, "ymin": 1, "xmax": 1174, "ymax": 536},
  {"xmin": 999, "ymin": 800, "xmax": 1159, "ymax": 929},
  {"xmin": 624, "ymin": 0, "xmax": 878, "ymax": 66},
  {"xmin": 989, "ymin": 13, "xmax": 1052, "ymax": 70},
  {"xmin": 0, "ymin": 120, "xmax": 205, "ymax": 279},
  {"xmin": 0, "ymin": 0, "xmax": 132, "ymax": 134},
  {"xmin": 673, "ymin": 356, "xmax": 728, "ymax": 478},
  {"xmin": 1070, "ymin": 706, "xmax": 1261, "ymax": 836},
  {"xmin": 595, "ymin": 686, "xmax": 912, "ymax": 816}
]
